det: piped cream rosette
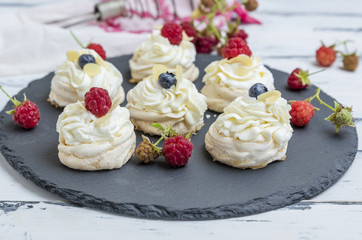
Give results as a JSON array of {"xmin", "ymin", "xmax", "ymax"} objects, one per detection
[
  {"xmin": 49, "ymin": 49, "xmax": 125, "ymax": 108},
  {"xmin": 201, "ymin": 55, "xmax": 275, "ymax": 112},
  {"xmin": 126, "ymin": 64, "xmax": 207, "ymax": 136},
  {"xmin": 129, "ymin": 29, "xmax": 199, "ymax": 83},
  {"xmin": 56, "ymin": 98, "xmax": 136, "ymax": 171},
  {"xmin": 205, "ymin": 90, "xmax": 293, "ymax": 169}
]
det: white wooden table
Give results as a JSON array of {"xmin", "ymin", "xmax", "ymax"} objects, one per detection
[{"xmin": 1, "ymin": 0, "xmax": 362, "ymax": 239}]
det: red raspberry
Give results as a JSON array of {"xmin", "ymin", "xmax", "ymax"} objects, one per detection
[
  {"xmin": 195, "ymin": 36, "xmax": 218, "ymax": 53},
  {"xmin": 84, "ymin": 87, "xmax": 112, "ymax": 118},
  {"xmin": 161, "ymin": 23, "xmax": 183, "ymax": 45},
  {"xmin": 162, "ymin": 135, "xmax": 193, "ymax": 167},
  {"xmin": 316, "ymin": 45, "xmax": 337, "ymax": 67},
  {"xmin": 222, "ymin": 37, "xmax": 252, "ymax": 59},
  {"xmin": 287, "ymin": 68, "xmax": 311, "ymax": 90},
  {"xmin": 289, "ymin": 101, "xmax": 315, "ymax": 127},
  {"xmin": 0, "ymin": 86, "xmax": 40, "ymax": 129},
  {"xmin": 13, "ymin": 101, "xmax": 40, "ymax": 129},
  {"xmin": 180, "ymin": 21, "xmax": 196, "ymax": 43},
  {"xmin": 229, "ymin": 29, "xmax": 248, "ymax": 41},
  {"xmin": 87, "ymin": 43, "xmax": 106, "ymax": 60}
]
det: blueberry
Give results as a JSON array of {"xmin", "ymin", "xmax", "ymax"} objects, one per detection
[
  {"xmin": 158, "ymin": 72, "xmax": 177, "ymax": 89},
  {"xmin": 249, "ymin": 83, "xmax": 268, "ymax": 98},
  {"xmin": 78, "ymin": 54, "xmax": 96, "ymax": 69}
]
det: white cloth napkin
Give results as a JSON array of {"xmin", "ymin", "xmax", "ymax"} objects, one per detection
[{"xmin": 0, "ymin": 0, "xmax": 150, "ymax": 77}]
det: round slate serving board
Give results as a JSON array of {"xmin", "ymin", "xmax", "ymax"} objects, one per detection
[{"xmin": 0, "ymin": 54, "xmax": 358, "ymax": 220}]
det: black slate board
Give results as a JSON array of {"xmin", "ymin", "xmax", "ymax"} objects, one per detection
[{"xmin": 0, "ymin": 54, "xmax": 358, "ymax": 220}]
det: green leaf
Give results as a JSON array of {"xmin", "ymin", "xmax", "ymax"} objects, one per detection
[
  {"xmin": 169, "ymin": 127, "xmax": 178, "ymax": 137},
  {"xmin": 184, "ymin": 132, "xmax": 192, "ymax": 139},
  {"xmin": 6, "ymin": 109, "xmax": 15, "ymax": 115},
  {"xmin": 151, "ymin": 123, "xmax": 165, "ymax": 131}
]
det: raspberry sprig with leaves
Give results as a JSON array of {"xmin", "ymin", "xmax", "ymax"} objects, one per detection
[
  {"xmin": 306, "ymin": 88, "xmax": 354, "ymax": 132},
  {"xmin": 135, "ymin": 124, "xmax": 193, "ymax": 167},
  {"xmin": 190, "ymin": 0, "xmax": 254, "ymax": 54}
]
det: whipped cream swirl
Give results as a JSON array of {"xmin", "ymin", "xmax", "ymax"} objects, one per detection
[
  {"xmin": 203, "ymin": 55, "xmax": 274, "ymax": 92},
  {"xmin": 57, "ymin": 102, "xmax": 134, "ymax": 151},
  {"xmin": 215, "ymin": 95, "xmax": 292, "ymax": 145},
  {"xmin": 126, "ymin": 74, "xmax": 207, "ymax": 128},
  {"xmin": 129, "ymin": 30, "xmax": 198, "ymax": 81},
  {"xmin": 49, "ymin": 49, "xmax": 124, "ymax": 107}
]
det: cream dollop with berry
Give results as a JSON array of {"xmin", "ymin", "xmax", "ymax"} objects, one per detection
[
  {"xmin": 56, "ymin": 98, "xmax": 136, "ymax": 171},
  {"xmin": 201, "ymin": 55, "xmax": 275, "ymax": 112},
  {"xmin": 49, "ymin": 49, "xmax": 124, "ymax": 108},
  {"xmin": 129, "ymin": 29, "xmax": 199, "ymax": 82},
  {"xmin": 126, "ymin": 65, "xmax": 207, "ymax": 136},
  {"xmin": 205, "ymin": 90, "xmax": 293, "ymax": 169}
]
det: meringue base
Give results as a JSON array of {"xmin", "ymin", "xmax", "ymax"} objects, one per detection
[
  {"xmin": 201, "ymin": 84, "xmax": 238, "ymax": 113},
  {"xmin": 58, "ymin": 132, "xmax": 136, "ymax": 171},
  {"xmin": 131, "ymin": 119, "xmax": 204, "ymax": 136},
  {"xmin": 130, "ymin": 64, "xmax": 199, "ymax": 83},
  {"xmin": 205, "ymin": 125, "xmax": 288, "ymax": 169}
]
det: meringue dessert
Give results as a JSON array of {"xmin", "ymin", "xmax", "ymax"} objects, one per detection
[
  {"xmin": 129, "ymin": 23, "xmax": 199, "ymax": 83},
  {"xmin": 126, "ymin": 64, "xmax": 207, "ymax": 136},
  {"xmin": 56, "ymin": 89, "xmax": 135, "ymax": 171},
  {"xmin": 205, "ymin": 87, "xmax": 293, "ymax": 169},
  {"xmin": 201, "ymin": 54, "xmax": 275, "ymax": 113},
  {"xmin": 49, "ymin": 49, "xmax": 125, "ymax": 108}
]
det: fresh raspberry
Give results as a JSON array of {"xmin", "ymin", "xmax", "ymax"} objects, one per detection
[
  {"xmin": 222, "ymin": 37, "xmax": 252, "ymax": 59},
  {"xmin": 162, "ymin": 135, "xmax": 193, "ymax": 167},
  {"xmin": 343, "ymin": 53, "xmax": 359, "ymax": 71},
  {"xmin": 229, "ymin": 29, "xmax": 248, "ymax": 41},
  {"xmin": 161, "ymin": 23, "xmax": 183, "ymax": 45},
  {"xmin": 13, "ymin": 101, "xmax": 40, "ymax": 129},
  {"xmin": 316, "ymin": 45, "xmax": 337, "ymax": 67},
  {"xmin": 87, "ymin": 43, "xmax": 106, "ymax": 60},
  {"xmin": 0, "ymin": 86, "xmax": 40, "ymax": 129},
  {"xmin": 180, "ymin": 21, "xmax": 196, "ymax": 43},
  {"xmin": 70, "ymin": 32, "xmax": 107, "ymax": 60},
  {"xmin": 195, "ymin": 36, "xmax": 218, "ymax": 53},
  {"xmin": 289, "ymin": 101, "xmax": 315, "ymax": 127},
  {"xmin": 84, "ymin": 87, "xmax": 112, "ymax": 118},
  {"xmin": 288, "ymin": 68, "xmax": 311, "ymax": 90}
]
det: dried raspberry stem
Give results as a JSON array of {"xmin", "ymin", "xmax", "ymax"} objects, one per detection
[{"xmin": 339, "ymin": 40, "xmax": 356, "ymax": 56}]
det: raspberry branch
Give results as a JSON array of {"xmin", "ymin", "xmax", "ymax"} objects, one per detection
[{"xmin": 308, "ymin": 88, "xmax": 354, "ymax": 132}]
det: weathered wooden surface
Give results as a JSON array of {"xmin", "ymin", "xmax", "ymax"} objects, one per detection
[{"xmin": 1, "ymin": 0, "xmax": 362, "ymax": 239}]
